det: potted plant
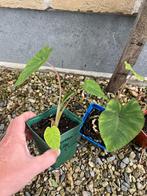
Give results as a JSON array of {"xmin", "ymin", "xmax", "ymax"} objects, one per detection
[
  {"xmin": 80, "ymin": 62, "xmax": 145, "ymax": 152},
  {"xmin": 15, "ymin": 47, "xmax": 82, "ymax": 169},
  {"xmin": 135, "ymin": 110, "xmax": 147, "ymax": 148}
]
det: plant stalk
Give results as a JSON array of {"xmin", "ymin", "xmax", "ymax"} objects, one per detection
[{"xmin": 46, "ymin": 62, "xmax": 62, "ymax": 127}]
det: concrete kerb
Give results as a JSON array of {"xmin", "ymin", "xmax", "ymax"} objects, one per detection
[{"xmin": 0, "ymin": 62, "xmax": 147, "ymax": 87}]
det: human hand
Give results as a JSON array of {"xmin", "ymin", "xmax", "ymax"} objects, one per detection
[{"xmin": 0, "ymin": 112, "xmax": 60, "ymax": 196}]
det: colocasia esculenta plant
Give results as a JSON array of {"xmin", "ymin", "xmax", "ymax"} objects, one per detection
[
  {"xmin": 82, "ymin": 61, "xmax": 145, "ymax": 152},
  {"xmin": 15, "ymin": 47, "xmax": 74, "ymax": 150}
]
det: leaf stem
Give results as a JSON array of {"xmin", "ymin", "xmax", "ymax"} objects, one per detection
[{"xmin": 46, "ymin": 62, "xmax": 62, "ymax": 127}]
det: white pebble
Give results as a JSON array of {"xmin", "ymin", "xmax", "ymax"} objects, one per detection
[{"xmin": 122, "ymin": 157, "xmax": 130, "ymax": 165}]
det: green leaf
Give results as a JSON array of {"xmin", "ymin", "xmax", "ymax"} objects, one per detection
[
  {"xmin": 44, "ymin": 126, "xmax": 60, "ymax": 150},
  {"xmin": 60, "ymin": 91, "xmax": 75, "ymax": 111},
  {"xmin": 99, "ymin": 99, "xmax": 144, "ymax": 152},
  {"xmin": 62, "ymin": 91, "xmax": 75, "ymax": 105},
  {"xmin": 125, "ymin": 61, "xmax": 145, "ymax": 81},
  {"xmin": 15, "ymin": 47, "xmax": 52, "ymax": 87},
  {"xmin": 82, "ymin": 79, "xmax": 108, "ymax": 100}
]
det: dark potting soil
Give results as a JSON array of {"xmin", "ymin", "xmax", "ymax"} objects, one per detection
[
  {"xmin": 143, "ymin": 114, "xmax": 147, "ymax": 134},
  {"xmin": 31, "ymin": 114, "xmax": 78, "ymax": 139},
  {"xmin": 82, "ymin": 109, "xmax": 104, "ymax": 144}
]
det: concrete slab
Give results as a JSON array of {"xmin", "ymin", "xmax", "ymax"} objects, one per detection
[{"xmin": 0, "ymin": 8, "xmax": 146, "ymax": 76}]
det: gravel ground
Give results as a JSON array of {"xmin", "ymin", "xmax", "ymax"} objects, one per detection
[{"xmin": 0, "ymin": 68, "xmax": 147, "ymax": 196}]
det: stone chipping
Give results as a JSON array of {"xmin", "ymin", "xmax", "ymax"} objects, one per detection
[{"xmin": 0, "ymin": 68, "xmax": 146, "ymax": 196}]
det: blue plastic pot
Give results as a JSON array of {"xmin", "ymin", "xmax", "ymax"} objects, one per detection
[{"xmin": 80, "ymin": 103, "xmax": 106, "ymax": 150}]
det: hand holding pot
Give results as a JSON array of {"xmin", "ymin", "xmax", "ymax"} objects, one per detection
[{"xmin": 0, "ymin": 112, "xmax": 60, "ymax": 196}]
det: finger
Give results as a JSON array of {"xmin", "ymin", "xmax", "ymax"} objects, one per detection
[
  {"xmin": 7, "ymin": 112, "xmax": 36, "ymax": 135},
  {"xmin": 19, "ymin": 111, "xmax": 36, "ymax": 123},
  {"xmin": 25, "ymin": 128, "xmax": 32, "ymax": 141},
  {"xmin": 30, "ymin": 150, "xmax": 60, "ymax": 175}
]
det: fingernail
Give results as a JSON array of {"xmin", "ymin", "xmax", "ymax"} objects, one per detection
[{"xmin": 57, "ymin": 149, "xmax": 61, "ymax": 156}]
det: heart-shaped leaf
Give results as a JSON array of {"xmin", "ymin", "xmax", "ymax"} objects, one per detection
[
  {"xmin": 15, "ymin": 47, "xmax": 52, "ymax": 87},
  {"xmin": 125, "ymin": 61, "xmax": 145, "ymax": 81},
  {"xmin": 44, "ymin": 126, "xmax": 60, "ymax": 150},
  {"xmin": 82, "ymin": 79, "xmax": 108, "ymax": 100},
  {"xmin": 99, "ymin": 99, "xmax": 144, "ymax": 152}
]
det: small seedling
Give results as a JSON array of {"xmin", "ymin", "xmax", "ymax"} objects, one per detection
[
  {"xmin": 15, "ymin": 47, "xmax": 74, "ymax": 150},
  {"xmin": 82, "ymin": 62, "xmax": 145, "ymax": 152}
]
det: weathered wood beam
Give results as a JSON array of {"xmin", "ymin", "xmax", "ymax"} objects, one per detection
[{"xmin": 106, "ymin": 0, "xmax": 147, "ymax": 93}]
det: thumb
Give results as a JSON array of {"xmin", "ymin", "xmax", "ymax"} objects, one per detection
[{"xmin": 31, "ymin": 149, "xmax": 60, "ymax": 175}]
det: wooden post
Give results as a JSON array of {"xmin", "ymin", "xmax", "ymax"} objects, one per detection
[{"xmin": 106, "ymin": 0, "xmax": 147, "ymax": 93}]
